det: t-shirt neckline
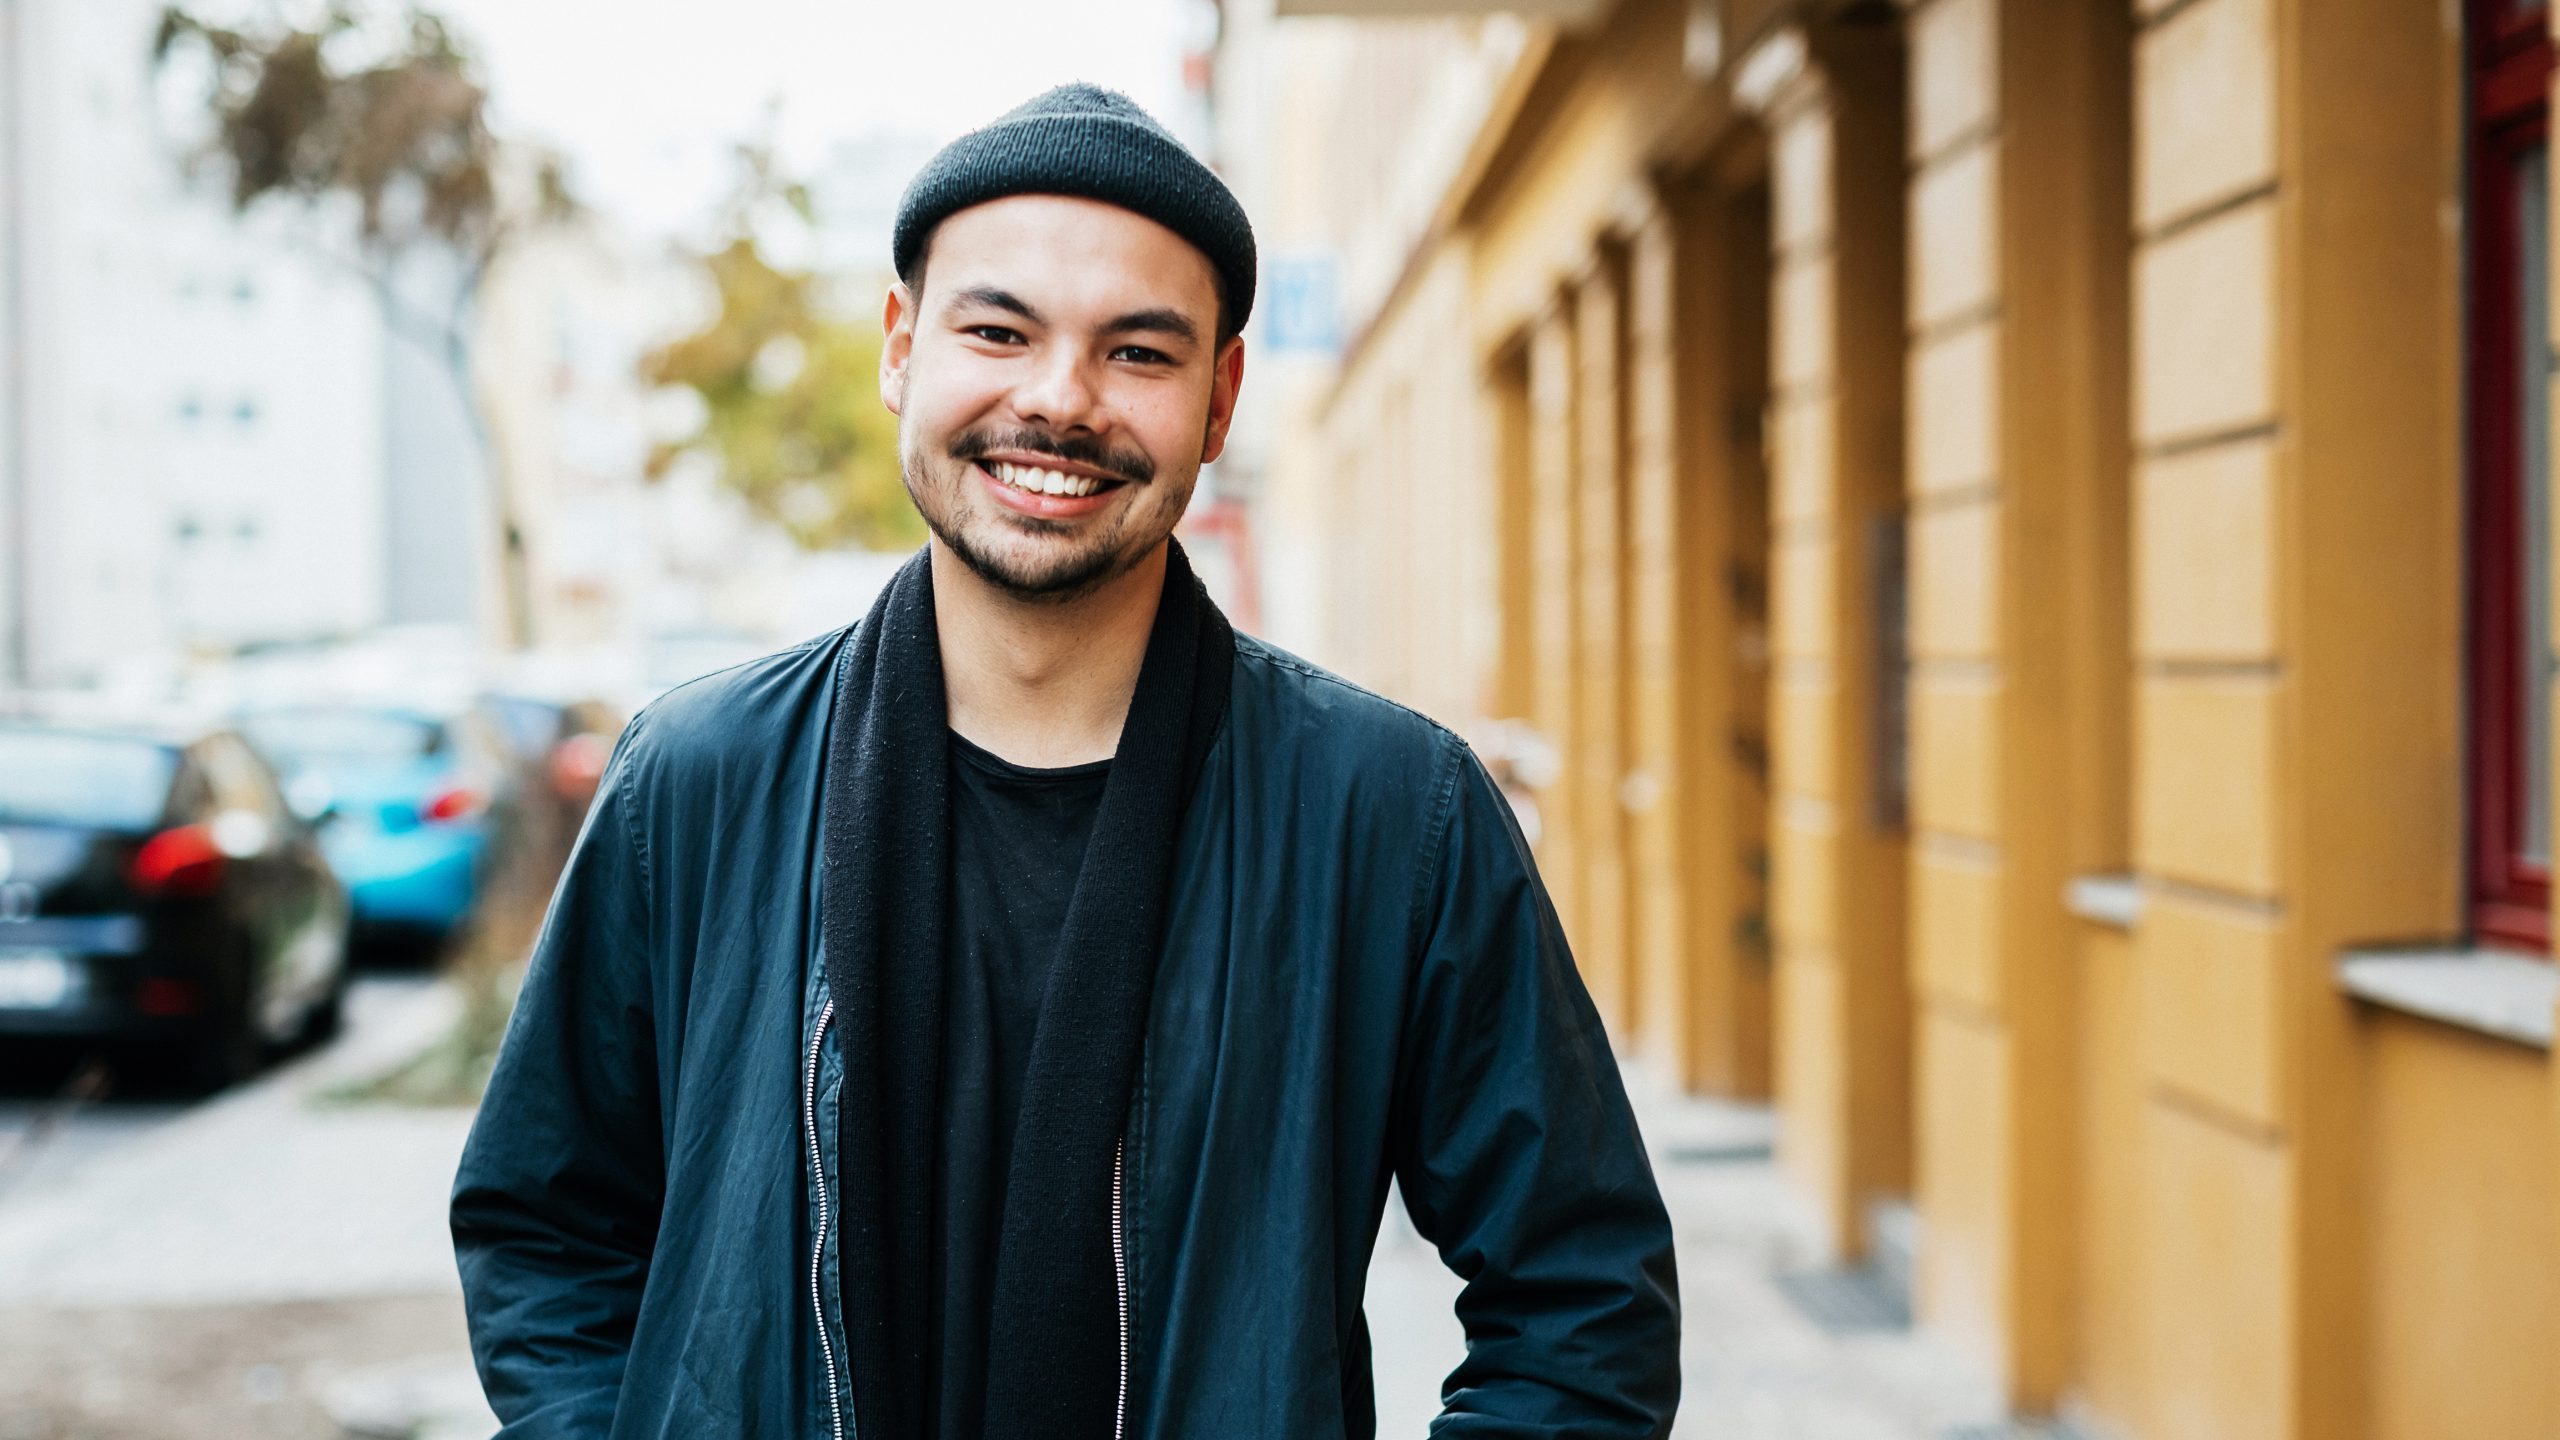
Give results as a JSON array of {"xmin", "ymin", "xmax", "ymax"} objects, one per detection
[{"xmin": 947, "ymin": 728, "xmax": 1114, "ymax": 783}]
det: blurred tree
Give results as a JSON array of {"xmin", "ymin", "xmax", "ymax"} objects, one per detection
[
  {"xmin": 153, "ymin": 4, "xmax": 577, "ymax": 647},
  {"xmin": 640, "ymin": 145, "xmax": 923, "ymax": 553}
]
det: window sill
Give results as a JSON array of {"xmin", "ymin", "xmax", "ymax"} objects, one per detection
[
  {"xmin": 2334, "ymin": 947, "xmax": 2558, "ymax": 1050},
  {"xmin": 2065, "ymin": 873, "xmax": 2141, "ymax": 931}
]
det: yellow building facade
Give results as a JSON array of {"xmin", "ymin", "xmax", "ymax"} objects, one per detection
[{"xmin": 1249, "ymin": 0, "xmax": 2560, "ymax": 1435}]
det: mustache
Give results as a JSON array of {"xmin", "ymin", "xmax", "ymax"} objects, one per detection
[{"xmin": 949, "ymin": 426, "xmax": 1154, "ymax": 486}]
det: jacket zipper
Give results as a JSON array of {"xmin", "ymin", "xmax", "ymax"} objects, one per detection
[
  {"xmin": 804, "ymin": 998, "xmax": 845, "ymax": 1440},
  {"xmin": 808, "ymin": 993, "xmax": 1125, "ymax": 1440},
  {"xmin": 1112, "ymin": 1137, "xmax": 1129, "ymax": 1440}
]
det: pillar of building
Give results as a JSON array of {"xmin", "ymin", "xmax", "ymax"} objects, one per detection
[
  {"xmin": 1624, "ymin": 172, "xmax": 1774, "ymax": 1096},
  {"xmin": 2123, "ymin": 0, "xmax": 2461, "ymax": 1434},
  {"xmin": 1572, "ymin": 247, "xmax": 1636, "ymax": 1031},
  {"xmin": 1734, "ymin": 17, "xmax": 1912, "ymax": 1259},
  {"xmin": 1895, "ymin": 0, "xmax": 2130, "ymax": 1411},
  {"xmin": 1487, "ymin": 344, "xmax": 1537, "ymax": 727},
  {"xmin": 1526, "ymin": 299, "xmax": 1586, "ymax": 946}
]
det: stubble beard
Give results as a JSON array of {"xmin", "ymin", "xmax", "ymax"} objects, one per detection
[{"xmin": 902, "ymin": 445, "xmax": 1175, "ymax": 607}]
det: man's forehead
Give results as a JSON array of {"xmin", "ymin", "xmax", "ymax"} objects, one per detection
[{"xmin": 927, "ymin": 195, "xmax": 1220, "ymax": 321}]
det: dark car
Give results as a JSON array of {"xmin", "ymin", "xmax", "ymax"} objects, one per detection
[{"xmin": 0, "ymin": 717, "xmax": 351, "ymax": 1091}]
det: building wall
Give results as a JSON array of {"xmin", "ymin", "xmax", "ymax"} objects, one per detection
[
  {"xmin": 1211, "ymin": 3, "xmax": 1523, "ymax": 675},
  {"xmin": 2365, "ymin": 1017, "xmax": 2558, "ymax": 1440},
  {"xmin": 1458, "ymin": 0, "xmax": 1782, "ymax": 1091},
  {"xmin": 7, "ymin": 0, "xmax": 391, "ymax": 683},
  {"xmin": 1260, "ymin": 0, "xmax": 2560, "ymax": 1435},
  {"xmin": 0, "ymin": 0, "xmax": 28, "ymax": 687}
]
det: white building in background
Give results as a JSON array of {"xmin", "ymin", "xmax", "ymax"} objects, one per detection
[
  {"xmin": 0, "ymin": 0, "xmax": 27, "ymax": 685},
  {"xmin": 0, "ymin": 0, "xmax": 439, "ymax": 689},
  {"xmin": 379, "ymin": 242, "xmax": 498, "ymax": 638}
]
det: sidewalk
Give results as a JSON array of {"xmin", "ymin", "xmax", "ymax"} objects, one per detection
[
  {"xmin": 1368, "ymin": 1070, "xmax": 2013, "ymax": 1439},
  {"xmin": 0, "ymin": 979, "xmax": 490, "ymax": 1440},
  {"xmin": 0, "ymin": 986, "xmax": 2009, "ymax": 1440},
  {"xmin": 0, "ymin": 978, "xmax": 475, "ymax": 1311}
]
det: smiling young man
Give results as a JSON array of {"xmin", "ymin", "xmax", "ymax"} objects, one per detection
[{"xmin": 452, "ymin": 85, "xmax": 1680, "ymax": 1440}]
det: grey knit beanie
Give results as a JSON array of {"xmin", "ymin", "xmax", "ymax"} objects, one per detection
[{"xmin": 892, "ymin": 83, "xmax": 1256, "ymax": 334}]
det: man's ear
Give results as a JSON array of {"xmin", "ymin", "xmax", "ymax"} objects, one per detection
[
  {"xmin": 1198, "ymin": 334, "xmax": 1247, "ymax": 464},
  {"xmin": 879, "ymin": 281, "xmax": 916, "ymax": 416}
]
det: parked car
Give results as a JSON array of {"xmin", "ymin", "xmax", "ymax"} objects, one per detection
[
  {"xmin": 474, "ymin": 690, "xmax": 620, "ymax": 843},
  {"xmin": 0, "ymin": 716, "xmax": 351, "ymax": 1091},
  {"xmin": 235, "ymin": 703, "xmax": 512, "ymax": 959}
]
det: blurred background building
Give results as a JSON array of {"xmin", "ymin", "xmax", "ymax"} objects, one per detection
[
  {"xmin": 1, "ymin": 0, "xmax": 409, "ymax": 685},
  {"xmin": 1213, "ymin": 0, "xmax": 2560, "ymax": 1437}
]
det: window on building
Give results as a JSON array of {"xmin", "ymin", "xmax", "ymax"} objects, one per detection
[{"xmin": 2468, "ymin": 0, "xmax": 2557, "ymax": 949}]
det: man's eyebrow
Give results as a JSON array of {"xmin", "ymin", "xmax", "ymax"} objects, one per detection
[
  {"xmin": 1101, "ymin": 308, "xmax": 1199, "ymax": 345},
  {"xmin": 946, "ymin": 286, "xmax": 1043, "ymax": 325}
]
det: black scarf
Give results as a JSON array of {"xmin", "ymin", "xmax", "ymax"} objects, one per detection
[{"xmin": 819, "ymin": 540, "xmax": 1234, "ymax": 1440}]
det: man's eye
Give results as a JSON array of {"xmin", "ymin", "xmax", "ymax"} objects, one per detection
[
  {"xmin": 966, "ymin": 325, "xmax": 1024, "ymax": 344},
  {"xmin": 1112, "ymin": 346, "xmax": 1172, "ymax": 365}
]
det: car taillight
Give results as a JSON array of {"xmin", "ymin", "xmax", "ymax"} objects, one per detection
[
  {"xmin": 548, "ymin": 732, "xmax": 610, "ymax": 801},
  {"xmin": 135, "ymin": 977, "xmax": 201, "ymax": 1016},
  {"xmin": 424, "ymin": 785, "xmax": 485, "ymax": 823},
  {"xmin": 131, "ymin": 825, "xmax": 225, "ymax": 897}
]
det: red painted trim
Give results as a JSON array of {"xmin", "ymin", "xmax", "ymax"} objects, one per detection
[
  {"xmin": 1177, "ymin": 498, "xmax": 1262, "ymax": 635},
  {"xmin": 2466, "ymin": 0, "xmax": 2556, "ymax": 951}
]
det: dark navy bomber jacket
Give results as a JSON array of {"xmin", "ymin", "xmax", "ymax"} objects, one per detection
[{"xmin": 450, "ymin": 625, "xmax": 1680, "ymax": 1439}]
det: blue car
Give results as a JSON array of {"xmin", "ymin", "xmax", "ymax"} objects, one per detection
[{"xmin": 236, "ymin": 705, "xmax": 507, "ymax": 955}]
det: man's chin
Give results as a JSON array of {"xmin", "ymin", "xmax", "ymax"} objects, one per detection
[{"xmin": 936, "ymin": 526, "xmax": 1137, "ymax": 605}]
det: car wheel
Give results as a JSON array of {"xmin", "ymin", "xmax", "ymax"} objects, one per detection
[
  {"xmin": 297, "ymin": 967, "xmax": 348, "ymax": 1049},
  {"xmin": 177, "ymin": 1011, "xmax": 261, "ymax": 1095},
  {"xmin": 176, "ymin": 953, "xmax": 264, "ymax": 1095}
]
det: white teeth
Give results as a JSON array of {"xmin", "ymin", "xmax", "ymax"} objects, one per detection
[{"xmin": 994, "ymin": 460, "xmax": 1102, "ymax": 498}]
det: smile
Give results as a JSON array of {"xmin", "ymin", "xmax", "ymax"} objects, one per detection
[{"xmin": 980, "ymin": 458, "xmax": 1120, "ymax": 498}]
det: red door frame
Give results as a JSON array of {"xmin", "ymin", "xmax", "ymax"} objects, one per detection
[{"xmin": 2466, "ymin": 0, "xmax": 2557, "ymax": 950}]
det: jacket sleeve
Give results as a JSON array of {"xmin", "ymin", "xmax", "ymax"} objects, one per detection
[
  {"xmin": 1390, "ymin": 741, "xmax": 1681, "ymax": 1438},
  {"xmin": 450, "ymin": 719, "xmax": 664, "ymax": 1438}
]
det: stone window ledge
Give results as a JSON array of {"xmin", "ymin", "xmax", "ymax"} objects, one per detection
[
  {"xmin": 2335, "ymin": 947, "xmax": 2558, "ymax": 1050},
  {"xmin": 2065, "ymin": 873, "xmax": 2142, "ymax": 931}
]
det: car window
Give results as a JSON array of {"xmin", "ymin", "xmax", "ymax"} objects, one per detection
[
  {"xmin": 167, "ymin": 756, "xmax": 216, "ymax": 825},
  {"xmin": 0, "ymin": 728, "xmax": 178, "ymax": 830},
  {"xmin": 480, "ymin": 696, "xmax": 563, "ymax": 760},
  {"xmin": 199, "ymin": 735, "xmax": 287, "ymax": 821}
]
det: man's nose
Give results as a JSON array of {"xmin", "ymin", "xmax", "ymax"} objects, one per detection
[{"xmin": 1010, "ymin": 345, "xmax": 1104, "ymax": 432}]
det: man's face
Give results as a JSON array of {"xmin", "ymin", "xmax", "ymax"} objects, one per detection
[{"xmin": 880, "ymin": 194, "xmax": 1245, "ymax": 604}]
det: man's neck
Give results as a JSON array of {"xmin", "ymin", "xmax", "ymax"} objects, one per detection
[{"xmin": 932, "ymin": 540, "xmax": 1167, "ymax": 768}]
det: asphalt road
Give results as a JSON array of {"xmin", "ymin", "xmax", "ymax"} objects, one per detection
[{"xmin": 0, "ymin": 976, "xmax": 449, "ymax": 1227}]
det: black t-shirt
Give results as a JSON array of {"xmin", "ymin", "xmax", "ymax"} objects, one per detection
[{"xmin": 932, "ymin": 729, "xmax": 1109, "ymax": 1440}]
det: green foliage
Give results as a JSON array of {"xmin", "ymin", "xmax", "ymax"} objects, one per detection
[
  {"xmin": 152, "ymin": 5, "xmax": 568, "ymax": 257},
  {"xmin": 642, "ymin": 154, "xmax": 922, "ymax": 553}
]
